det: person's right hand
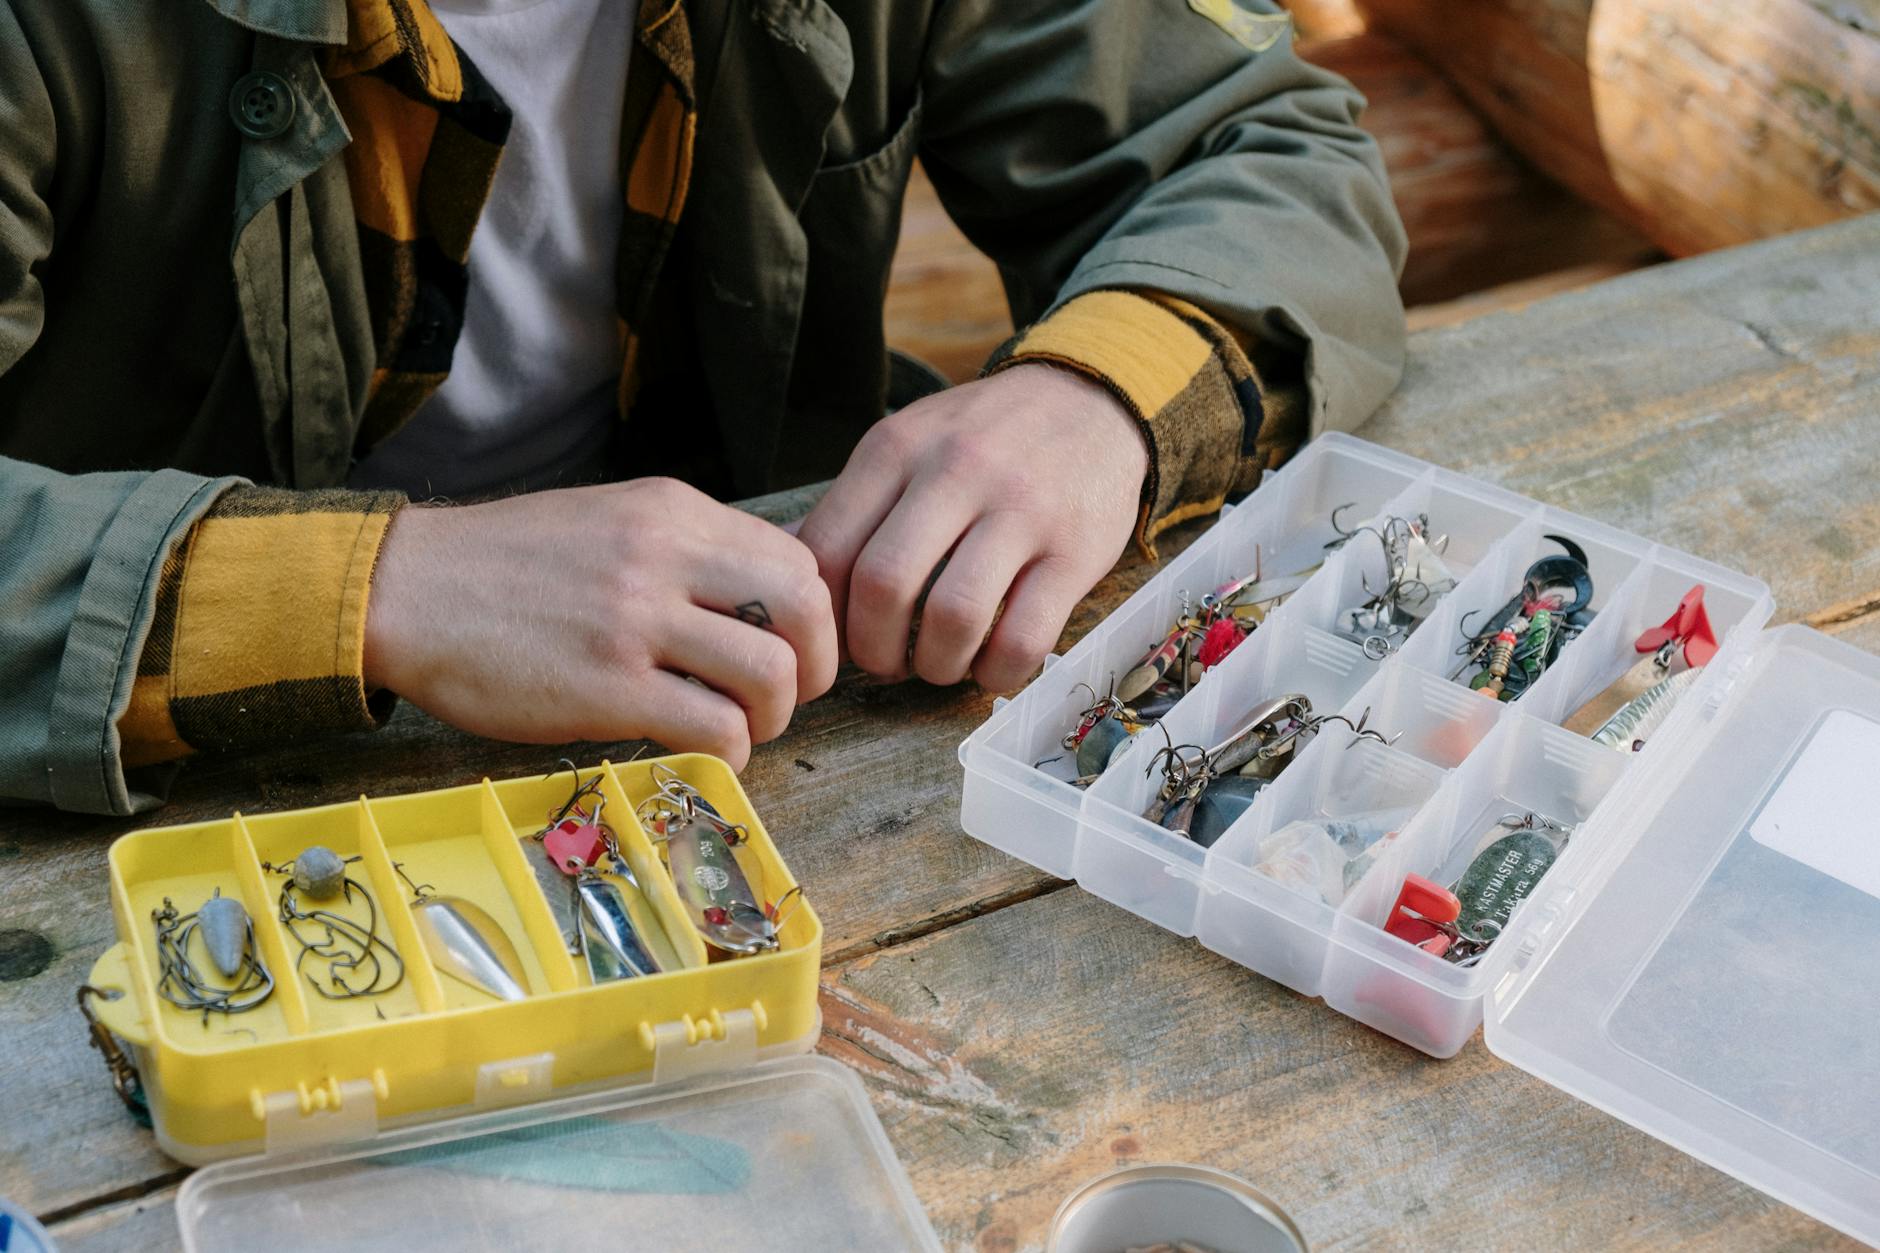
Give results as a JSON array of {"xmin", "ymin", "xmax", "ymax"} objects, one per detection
[{"xmin": 362, "ymin": 478, "xmax": 837, "ymax": 768}]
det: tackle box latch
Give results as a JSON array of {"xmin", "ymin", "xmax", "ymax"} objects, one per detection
[
  {"xmin": 474, "ymin": 1052, "xmax": 556, "ymax": 1109},
  {"xmin": 644, "ymin": 1006, "xmax": 761, "ymax": 1086},
  {"xmin": 258, "ymin": 1072, "xmax": 387, "ymax": 1154}
]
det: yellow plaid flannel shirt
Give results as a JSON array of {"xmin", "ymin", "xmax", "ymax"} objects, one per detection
[{"xmin": 118, "ymin": 0, "xmax": 1302, "ymax": 764}]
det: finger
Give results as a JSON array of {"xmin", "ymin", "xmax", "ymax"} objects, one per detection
[
  {"xmin": 844, "ymin": 477, "xmax": 979, "ymax": 679},
  {"xmin": 796, "ymin": 428, "xmax": 916, "ymax": 651},
  {"xmin": 657, "ymin": 607, "xmax": 799, "ymax": 746},
  {"xmin": 632, "ymin": 669, "xmax": 755, "ymax": 770},
  {"xmin": 911, "ymin": 515, "xmax": 1035, "ymax": 686},
  {"xmin": 678, "ymin": 527, "xmax": 838, "ymax": 704},
  {"xmin": 973, "ymin": 555, "xmax": 1088, "ymax": 693}
]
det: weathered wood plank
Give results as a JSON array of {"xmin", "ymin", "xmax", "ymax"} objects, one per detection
[
  {"xmin": 41, "ymin": 887, "xmax": 1867, "ymax": 1252},
  {"xmin": 5, "ymin": 215, "xmax": 1878, "ymax": 1240},
  {"xmin": 1359, "ymin": 213, "xmax": 1880, "ymax": 624},
  {"xmin": 821, "ymin": 887, "xmax": 1857, "ymax": 1251}
]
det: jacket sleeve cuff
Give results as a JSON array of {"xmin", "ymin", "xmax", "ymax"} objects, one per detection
[
  {"xmin": 985, "ymin": 289, "xmax": 1306, "ymax": 558},
  {"xmin": 118, "ymin": 486, "xmax": 406, "ymax": 764}
]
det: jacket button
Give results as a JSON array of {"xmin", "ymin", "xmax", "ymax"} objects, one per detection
[{"xmin": 229, "ymin": 71, "xmax": 296, "ymax": 140}]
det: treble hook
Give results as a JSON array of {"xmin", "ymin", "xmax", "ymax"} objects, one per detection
[{"xmin": 1326, "ymin": 502, "xmax": 1363, "ymax": 547}]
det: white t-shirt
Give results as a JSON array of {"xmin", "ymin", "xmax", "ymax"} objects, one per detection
[{"xmin": 350, "ymin": 0, "xmax": 637, "ymax": 497}]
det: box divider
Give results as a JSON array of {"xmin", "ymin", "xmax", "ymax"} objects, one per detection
[
  {"xmin": 599, "ymin": 761, "xmax": 713, "ymax": 969},
  {"xmin": 352, "ymin": 799, "xmax": 449, "ymax": 1013},
  {"xmin": 478, "ymin": 780, "xmax": 581, "ymax": 993},
  {"xmin": 228, "ymin": 814, "xmax": 312, "ymax": 1035}
]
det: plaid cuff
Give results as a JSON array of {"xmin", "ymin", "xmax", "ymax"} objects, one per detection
[
  {"xmin": 117, "ymin": 487, "xmax": 405, "ymax": 765},
  {"xmin": 986, "ymin": 290, "xmax": 1307, "ymax": 558}
]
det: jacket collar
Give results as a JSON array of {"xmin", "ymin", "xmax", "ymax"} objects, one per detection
[{"xmin": 201, "ymin": 0, "xmax": 349, "ymax": 44}]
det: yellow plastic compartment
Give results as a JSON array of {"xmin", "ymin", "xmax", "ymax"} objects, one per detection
[{"xmin": 85, "ymin": 756, "xmax": 823, "ymax": 1164}]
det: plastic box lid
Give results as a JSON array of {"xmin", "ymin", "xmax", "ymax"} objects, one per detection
[
  {"xmin": 1487, "ymin": 624, "xmax": 1880, "ymax": 1245},
  {"xmin": 175, "ymin": 1055, "xmax": 942, "ymax": 1251}
]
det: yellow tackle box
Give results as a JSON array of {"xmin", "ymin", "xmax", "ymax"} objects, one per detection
[{"xmin": 83, "ymin": 756, "xmax": 943, "ymax": 1251}]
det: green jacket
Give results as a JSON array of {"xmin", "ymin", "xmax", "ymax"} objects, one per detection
[{"xmin": 0, "ymin": 0, "xmax": 1406, "ymax": 813}]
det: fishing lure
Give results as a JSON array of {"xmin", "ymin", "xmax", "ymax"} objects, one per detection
[
  {"xmin": 1383, "ymin": 813, "xmax": 1573, "ymax": 964},
  {"xmin": 532, "ymin": 762, "xmax": 678, "ymax": 982},
  {"xmin": 1144, "ymin": 696, "xmax": 1395, "ymax": 848},
  {"xmin": 268, "ymin": 846, "xmax": 405, "ymax": 1000},
  {"xmin": 1114, "ymin": 542, "xmax": 1318, "ymax": 707},
  {"xmin": 1453, "ymin": 538, "xmax": 1595, "ymax": 702},
  {"xmin": 636, "ymin": 765, "xmax": 801, "ymax": 956},
  {"xmin": 1331, "ymin": 512, "xmax": 1457, "ymax": 659},
  {"xmin": 1055, "ymin": 683, "xmax": 1157, "ymax": 784},
  {"xmin": 1564, "ymin": 585, "xmax": 1716, "ymax": 751},
  {"xmin": 151, "ymin": 890, "xmax": 274, "ymax": 1020},
  {"xmin": 393, "ymin": 863, "xmax": 531, "ymax": 1002}
]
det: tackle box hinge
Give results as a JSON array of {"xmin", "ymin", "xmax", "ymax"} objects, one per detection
[
  {"xmin": 643, "ymin": 1007, "xmax": 761, "ymax": 1086},
  {"xmin": 257, "ymin": 1072, "xmax": 386, "ymax": 1154}
]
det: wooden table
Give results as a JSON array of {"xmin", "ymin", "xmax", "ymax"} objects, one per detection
[{"xmin": 5, "ymin": 214, "xmax": 1877, "ymax": 1251}]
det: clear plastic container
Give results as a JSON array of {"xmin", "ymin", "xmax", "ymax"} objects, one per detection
[
  {"xmin": 177, "ymin": 1056, "xmax": 940, "ymax": 1251},
  {"xmin": 961, "ymin": 435, "xmax": 1880, "ymax": 1245}
]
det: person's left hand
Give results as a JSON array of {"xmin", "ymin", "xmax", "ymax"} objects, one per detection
[{"xmin": 798, "ymin": 363, "xmax": 1148, "ymax": 692}]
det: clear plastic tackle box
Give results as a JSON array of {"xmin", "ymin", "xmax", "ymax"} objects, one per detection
[
  {"xmin": 83, "ymin": 757, "xmax": 943, "ymax": 1251},
  {"xmin": 958, "ymin": 433, "xmax": 1880, "ymax": 1246}
]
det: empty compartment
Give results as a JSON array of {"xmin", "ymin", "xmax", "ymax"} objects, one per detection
[
  {"xmin": 366, "ymin": 784, "xmax": 574, "ymax": 1007},
  {"xmin": 1319, "ymin": 714, "xmax": 1632, "ymax": 1056},
  {"xmin": 108, "ymin": 818, "xmax": 307, "ymax": 1047},
  {"xmin": 1342, "ymin": 662, "xmax": 1507, "ymax": 770},
  {"xmin": 1197, "ymin": 728, "xmax": 1445, "ymax": 995},
  {"xmin": 241, "ymin": 803, "xmax": 439, "ymax": 1025}
]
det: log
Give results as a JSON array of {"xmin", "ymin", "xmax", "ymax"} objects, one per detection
[
  {"xmin": 1355, "ymin": 0, "xmax": 1880, "ymax": 255},
  {"xmin": 885, "ymin": 32, "xmax": 1654, "ymax": 382},
  {"xmin": 1307, "ymin": 33, "xmax": 1656, "ymax": 303}
]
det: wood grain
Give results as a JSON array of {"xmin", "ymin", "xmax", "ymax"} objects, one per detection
[
  {"xmin": 1357, "ymin": 0, "xmax": 1880, "ymax": 255},
  {"xmin": 16, "ymin": 214, "xmax": 1880, "ymax": 1251},
  {"xmin": 822, "ymin": 888, "xmax": 1855, "ymax": 1251}
]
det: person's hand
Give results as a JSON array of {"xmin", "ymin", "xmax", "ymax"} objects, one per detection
[
  {"xmin": 799, "ymin": 364, "xmax": 1148, "ymax": 692},
  {"xmin": 363, "ymin": 478, "xmax": 837, "ymax": 768}
]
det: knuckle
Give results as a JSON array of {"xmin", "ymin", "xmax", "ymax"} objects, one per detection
[
  {"xmin": 849, "ymin": 551, "xmax": 911, "ymax": 611},
  {"xmin": 859, "ymin": 417, "xmax": 918, "ymax": 465},
  {"xmin": 630, "ymin": 475, "xmax": 696, "ymax": 512},
  {"xmin": 779, "ymin": 560, "xmax": 832, "ymax": 619},
  {"xmin": 990, "ymin": 617, "xmax": 1056, "ymax": 676},
  {"xmin": 922, "ymin": 585, "xmax": 992, "ymax": 638},
  {"xmin": 702, "ymin": 704, "xmax": 751, "ymax": 762},
  {"xmin": 752, "ymin": 635, "xmax": 797, "ymax": 695}
]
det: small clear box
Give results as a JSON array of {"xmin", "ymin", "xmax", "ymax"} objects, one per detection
[
  {"xmin": 178, "ymin": 1056, "xmax": 941, "ymax": 1251},
  {"xmin": 959, "ymin": 434, "xmax": 1879, "ymax": 1245}
]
